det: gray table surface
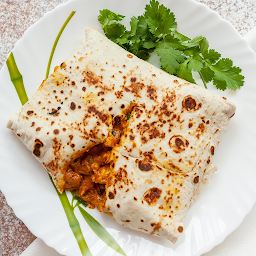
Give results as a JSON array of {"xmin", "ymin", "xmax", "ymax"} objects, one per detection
[{"xmin": 1, "ymin": 0, "xmax": 256, "ymax": 255}]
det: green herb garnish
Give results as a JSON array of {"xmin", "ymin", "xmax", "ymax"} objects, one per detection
[{"xmin": 98, "ymin": 0, "xmax": 244, "ymax": 90}]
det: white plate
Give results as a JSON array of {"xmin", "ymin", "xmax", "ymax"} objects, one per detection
[{"xmin": 1, "ymin": 0, "xmax": 256, "ymax": 255}]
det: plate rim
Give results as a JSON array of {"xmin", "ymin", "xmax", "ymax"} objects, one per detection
[{"xmin": 1, "ymin": 0, "xmax": 256, "ymax": 255}]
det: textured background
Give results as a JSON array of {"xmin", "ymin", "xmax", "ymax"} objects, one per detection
[{"xmin": 1, "ymin": 0, "xmax": 256, "ymax": 255}]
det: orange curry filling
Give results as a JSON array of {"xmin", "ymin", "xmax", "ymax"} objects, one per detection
[{"xmin": 63, "ymin": 115, "xmax": 126, "ymax": 212}]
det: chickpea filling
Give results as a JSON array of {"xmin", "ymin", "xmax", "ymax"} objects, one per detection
[{"xmin": 63, "ymin": 114, "xmax": 127, "ymax": 212}]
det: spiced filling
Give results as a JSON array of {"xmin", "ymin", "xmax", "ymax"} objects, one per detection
[{"xmin": 63, "ymin": 112, "xmax": 130, "ymax": 212}]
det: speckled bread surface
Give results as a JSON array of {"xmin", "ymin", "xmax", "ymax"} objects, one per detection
[{"xmin": 7, "ymin": 27, "xmax": 235, "ymax": 242}]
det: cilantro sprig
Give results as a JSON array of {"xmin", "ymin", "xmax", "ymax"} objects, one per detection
[{"xmin": 98, "ymin": 0, "xmax": 244, "ymax": 91}]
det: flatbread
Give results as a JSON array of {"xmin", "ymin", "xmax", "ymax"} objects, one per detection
[
  {"xmin": 7, "ymin": 27, "xmax": 236, "ymax": 242},
  {"xmin": 117, "ymin": 83, "xmax": 234, "ymax": 174},
  {"xmin": 105, "ymin": 152, "xmax": 217, "ymax": 243},
  {"xmin": 7, "ymin": 70, "xmax": 115, "ymax": 192}
]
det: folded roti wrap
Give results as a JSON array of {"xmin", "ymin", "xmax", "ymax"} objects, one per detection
[
  {"xmin": 7, "ymin": 28, "xmax": 235, "ymax": 242},
  {"xmin": 105, "ymin": 152, "xmax": 217, "ymax": 243}
]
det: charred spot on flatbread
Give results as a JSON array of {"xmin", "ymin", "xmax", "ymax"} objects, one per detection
[
  {"xmin": 193, "ymin": 176, "xmax": 199, "ymax": 184},
  {"xmin": 229, "ymin": 113, "xmax": 235, "ymax": 118},
  {"xmin": 197, "ymin": 123, "xmax": 205, "ymax": 134},
  {"xmin": 124, "ymin": 82, "xmax": 145, "ymax": 98},
  {"xmin": 147, "ymin": 85, "xmax": 157, "ymax": 100},
  {"xmin": 137, "ymin": 158, "xmax": 154, "ymax": 172},
  {"xmin": 114, "ymin": 167, "xmax": 129, "ymax": 185},
  {"xmin": 182, "ymin": 96, "xmax": 201, "ymax": 111},
  {"xmin": 33, "ymin": 139, "xmax": 44, "ymax": 157},
  {"xmin": 210, "ymin": 146, "xmax": 215, "ymax": 155},
  {"xmin": 60, "ymin": 62, "xmax": 66, "ymax": 69},
  {"xmin": 129, "ymin": 135, "xmax": 135, "ymax": 141},
  {"xmin": 82, "ymin": 70, "xmax": 102, "ymax": 86},
  {"xmin": 53, "ymin": 129, "xmax": 59, "ymax": 135},
  {"xmin": 108, "ymin": 192, "xmax": 115, "ymax": 199},
  {"xmin": 48, "ymin": 108, "xmax": 59, "ymax": 116},
  {"xmin": 70, "ymin": 102, "xmax": 76, "ymax": 110},
  {"xmin": 144, "ymin": 187, "xmax": 162, "ymax": 205},
  {"xmin": 27, "ymin": 110, "xmax": 34, "ymax": 115},
  {"xmin": 178, "ymin": 226, "xmax": 183, "ymax": 233},
  {"xmin": 113, "ymin": 116, "xmax": 121, "ymax": 126},
  {"xmin": 150, "ymin": 222, "xmax": 162, "ymax": 235},
  {"xmin": 88, "ymin": 106, "xmax": 108, "ymax": 123},
  {"xmin": 169, "ymin": 135, "xmax": 189, "ymax": 153}
]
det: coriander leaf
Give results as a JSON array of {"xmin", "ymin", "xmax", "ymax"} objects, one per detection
[
  {"xmin": 187, "ymin": 58, "xmax": 204, "ymax": 72},
  {"xmin": 209, "ymin": 58, "xmax": 244, "ymax": 90},
  {"xmin": 213, "ymin": 58, "xmax": 233, "ymax": 72},
  {"xmin": 144, "ymin": 0, "xmax": 177, "ymax": 38},
  {"xmin": 130, "ymin": 16, "xmax": 139, "ymax": 36},
  {"xmin": 116, "ymin": 31, "xmax": 131, "ymax": 45},
  {"xmin": 98, "ymin": 9, "xmax": 125, "ymax": 30},
  {"xmin": 136, "ymin": 16, "xmax": 156, "ymax": 42},
  {"xmin": 98, "ymin": 4, "xmax": 244, "ymax": 91},
  {"xmin": 157, "ymin": 35, "xmax": 186, "ymax": 74},
  {"xmin": 178, "ymin": 61, "xmax": 195, "ymax": 83},
  {"xmin": 137, "ymin": 50, "xmax": 153, "ymax": 60},
  {"xmin": 143, "ymin": 41, "xmax": 156, "ymax": 49},
  {"xmin": 213, "ymin": 78, "xmax": 227, "ymax": 90},
  {"xmin": 131, "ymin": 15, "xmax": 156, "ymax": 43},
  {"xmin": 200, "ymin": 67, "xmax": 214, "ymax": 83},
  {"xmin": 159, "ymin": 34, "xmax": 185, "ymax": 50},
  {"xmin": 173, "ymin": 31, "xmax": 190, "ymax": 42},
  {"xmin": 181, "ymin": 36, "xmax": 208, "ymax": 53},
  {"xmin": 116, "ymin": 15, "xmax": 156, "ymax": 60},
  {"xmin": 104, "ymin": 23, "xmax": 126, "ymax": 43},
  {"xmin": 183, "ymin": 47, "xmax": 201, "ymax": 57},
  {"xmin": 203, "ymin": 49, "xmax": 221, "ymax": 64},
  {"xmin": 136, "ymin": 16, "xmax": 149, "ymax": 38},
  {"xmin": 199, "ymin": 37, "xmax": 209, "ymax": 54},
  {"xmin": 181, "ymin": 35, "xmax": 203, "ymax": 47},
  {"xmin": 129, "ymin": 42, "xmax": 152, "ymax": 60},
  {"xmin": 126, "ymin": 36, "xmax": 141, "ymax": 52},
  {"xmin": 157, "ymin": 47, "xmax": 185, "ymax": 74}
]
